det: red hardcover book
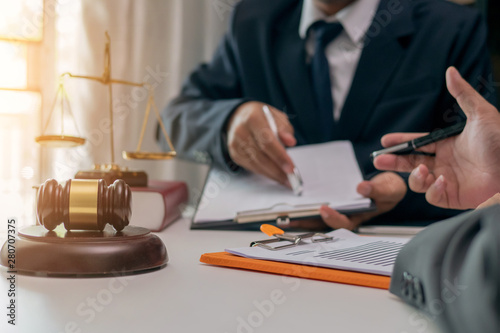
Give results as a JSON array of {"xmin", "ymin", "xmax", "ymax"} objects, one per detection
[{"xmin": 130, "ymin": 180, "xmax": 188, "ymax": 231}]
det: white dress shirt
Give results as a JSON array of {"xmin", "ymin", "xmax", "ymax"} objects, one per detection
[{"xmin": 299, "ymin": 0, "xmax": 380, "ymax": 121}]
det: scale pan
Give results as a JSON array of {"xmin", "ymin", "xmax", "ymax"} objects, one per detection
[
  {"xmin": 35, "ymin": 135, "xmax": 86, "ymax": 148},
  {"xmin": 122, "ymin": 151, "xmax": 176, "ymax": 160}
]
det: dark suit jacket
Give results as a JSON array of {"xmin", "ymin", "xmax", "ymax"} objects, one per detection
[
  {"xmin": 160, "ymin": 0, "xmax": 497, "ymax": 223},
  {"xmin": 390, "ymin": 205, "xmax": 500, "ymax": 333}
]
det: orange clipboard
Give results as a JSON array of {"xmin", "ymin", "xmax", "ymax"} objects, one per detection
[{"xmin": 200, "ymin": 251, "xmax": 391, "ymax": 290}]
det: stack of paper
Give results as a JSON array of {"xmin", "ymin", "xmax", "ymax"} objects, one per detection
[{"xmin": 226, "ymin": 229, "xmax": 409, "ymax": 276}]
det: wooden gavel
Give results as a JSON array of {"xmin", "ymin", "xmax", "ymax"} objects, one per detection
[{"xmin": 37, "ymin": 179, "xmax": 131, "ymax": 231}]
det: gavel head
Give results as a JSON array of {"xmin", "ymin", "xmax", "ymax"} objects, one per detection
[{"xmin": 37, "ymin": 179, "xmax": 131, "ymax": 232}]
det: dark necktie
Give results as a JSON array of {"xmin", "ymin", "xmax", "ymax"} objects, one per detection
[{"xmin": 309, "ymin": 21, "xmax": 343, "ymax": 141}]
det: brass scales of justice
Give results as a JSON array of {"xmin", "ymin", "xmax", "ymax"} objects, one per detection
[
  {"xmin": 0, "ymin": 32, "xmax": 178, "ymax": 277},
  {"xmin": 35, "ymin": 31, "xmax": 176, "ymax": 186}
]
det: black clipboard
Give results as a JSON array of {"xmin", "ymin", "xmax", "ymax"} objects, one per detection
[{"xmin": 190, "ymin": 142, "xmax": 377, "ymax": 230}]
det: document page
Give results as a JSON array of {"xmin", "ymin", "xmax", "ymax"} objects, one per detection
[
  {"xmin": 226, "ymin": 229, "xmax": 409, "ymax": 276},
  {"xmin": 194, "ymin": 141, "xmax": 371, "ymax": 223}
]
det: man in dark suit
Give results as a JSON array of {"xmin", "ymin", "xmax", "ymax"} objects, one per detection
[
  {"xmin": 159, "ymin": 0, "xmax": 497, "ymax": 228},
  {"xmin": 375, "ymin": 67, "xmax": 500, "ymax": 333}
]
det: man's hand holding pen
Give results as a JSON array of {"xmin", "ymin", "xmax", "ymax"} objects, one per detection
[
  {"xmin": 226, "ymin": 101, "xmax": 297, "ymax": 188},
  {"xmin": 374, "ymin": 67, "xmax": 500, "ymax": 209},
  {"xmin": 226, "ymin": 101, "xmax": 408, "ymax": 230}
]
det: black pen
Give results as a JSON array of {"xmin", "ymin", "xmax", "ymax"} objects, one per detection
[{"xmin": 370, "ymin": 122, "xmax": 465, "ymax": 159}]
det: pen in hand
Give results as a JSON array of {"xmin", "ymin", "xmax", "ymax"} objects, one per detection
[
  {"xmin": 262, "ymin": 105, "xmax": 304, "ymax": 196},
  {"xmin": 370, "ymin": 122, "xmax": 466, "ymax": 159}
]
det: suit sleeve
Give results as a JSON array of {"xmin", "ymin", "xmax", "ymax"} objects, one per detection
[
  {"xmin": 389, "ymin": 205, "xmax": 500, "ymax": 333},
  {"xmin": 158, "ymin": 8, "xmax": 247, "ymax": 171}
]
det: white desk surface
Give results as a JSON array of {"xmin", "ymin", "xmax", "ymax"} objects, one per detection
[{"xmin": 0, "ymin": 218, "xmax": 440, "ymax": 333}]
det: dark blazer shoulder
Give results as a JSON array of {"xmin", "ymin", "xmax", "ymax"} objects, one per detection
[{"xmin": 411, "ymin": 0, "xmax": 483, "ymax": 26}]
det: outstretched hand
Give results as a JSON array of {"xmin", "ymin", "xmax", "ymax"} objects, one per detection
[{"xmin": 374, "ymin": 67, "xmax": 500, "ymax": 209}]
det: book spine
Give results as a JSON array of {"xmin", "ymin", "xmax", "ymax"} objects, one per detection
[
  {"xmin": 131, "ymin": 181, "xmax": 188, "ymax": 232},
  {"xmin": 159, "ymin": 183, "xmax": 188, "ymax": 231}
]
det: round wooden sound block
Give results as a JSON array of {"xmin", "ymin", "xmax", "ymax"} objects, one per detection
[{"xmin": 0, "ymin": 225, "xmax": 168, "ymax": 277}]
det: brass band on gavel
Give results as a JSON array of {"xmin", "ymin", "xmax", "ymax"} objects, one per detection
[{"xmin": 37, "ymin": 178, "xmax": 131, "ymax": 231}]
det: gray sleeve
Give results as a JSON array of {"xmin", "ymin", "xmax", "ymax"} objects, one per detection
[
  {"xmin": 445, "ymin": 208, "xmax": 500, "ymax": 333},
  {"xmin": 158, "ymin": 7, "xmax": 247, "ymax": 171},
  {"xmin": 389, "ymin": 205, "xmax": 500, "ymax": 333}
]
